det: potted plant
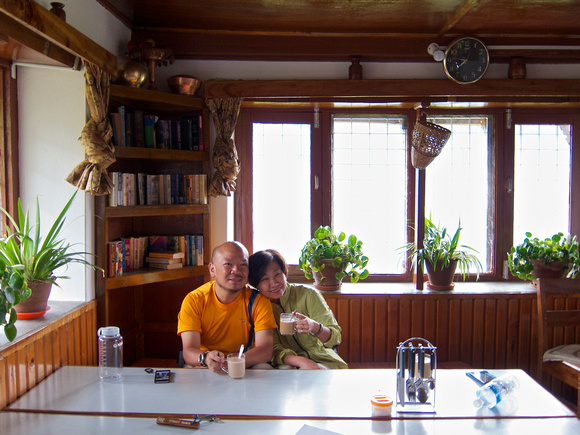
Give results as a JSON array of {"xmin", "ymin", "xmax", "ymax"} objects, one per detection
[
  {"xmin": 400, "ymin": 217, "xmax": 482, "ymax": 290},
  {"xmin": 508, "ymin": 232, "xmax": 580, "ymax": 284},
  {"xmin": 298, "ymin": 226, "xmax": 369, "ymax": 291},
  {"xmin": 0, "ymin": 190, "xmax": 102, "ymax": 331}
]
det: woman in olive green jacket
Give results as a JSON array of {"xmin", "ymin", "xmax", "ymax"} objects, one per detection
[{"xmin": 249, "ymin": 249, "xmax": 348, "ymax": 369}]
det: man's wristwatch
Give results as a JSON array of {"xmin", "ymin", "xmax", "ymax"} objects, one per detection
[
  {"xmin": 310, "ymin": 322, "xmax": 323, "ymax": 336},
  {"xmin": 198, "ymin": 351, "xmax": 209, "ymax": 367}
]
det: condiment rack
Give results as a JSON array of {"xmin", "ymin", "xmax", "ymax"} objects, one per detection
[{"xmin": 396, "ymin": 337, "xmax": 437, "ymax": 413}]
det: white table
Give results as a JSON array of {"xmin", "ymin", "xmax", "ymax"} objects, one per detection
[
  {"xmin": 2, "ymin": 411, "xmax": 580, "ymax": 435},
  {"xmin": 6, "ymin": 366, "xmax": 575, "ymax": 420}
]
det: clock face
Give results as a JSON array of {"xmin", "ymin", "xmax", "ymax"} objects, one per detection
[{"xmin": 443, "ymin": 37, "xmax": 489, "ymax": 84}]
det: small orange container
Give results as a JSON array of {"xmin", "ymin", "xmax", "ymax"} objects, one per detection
[{"xmin": 371, "ymin": 394, "xmax": 393, "ymax": 417}]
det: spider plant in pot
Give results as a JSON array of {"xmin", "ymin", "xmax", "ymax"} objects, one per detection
[
  {"xmin": 400, "ymin": 217, "xmax": 482, "ymax": 290},
  {"xmin": 507, "ymin": 232, "xmax": 580, "ymax": 285},
  {"xmin": 298, "ymin": 226, "xmax": 369, "ymax": 291},
  {"xmin": 0, "ymin": 190, "xmax": 102, "ymax": 329}
]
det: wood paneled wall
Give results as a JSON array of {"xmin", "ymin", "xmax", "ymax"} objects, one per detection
[
  {"xmin": 323, "ymin": 291, "xmax": 539, "ymax": 376},
  {"xmin": 0, "ymin": 301, "xmax": 97, "ymax": 409}
]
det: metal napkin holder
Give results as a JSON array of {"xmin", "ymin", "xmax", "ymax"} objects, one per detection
[{"xmin": 396, "ymin": 337, "xmax": 437, "ymax": 413}]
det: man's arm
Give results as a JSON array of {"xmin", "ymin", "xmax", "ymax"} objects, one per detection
[
  {"xmin": 242, "ymin": 328, "xmax": 274, "ymax": 367},
  {"xmin": 181, "ymin": 330, "xmax": 226, "ymax": 373}
]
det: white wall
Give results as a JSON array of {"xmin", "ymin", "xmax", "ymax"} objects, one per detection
[{"xmin": 17, "ymin": 1, "xmax": 129, "ymax": 301}]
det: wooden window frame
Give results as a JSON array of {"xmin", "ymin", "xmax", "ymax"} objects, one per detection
[
  {"xmin": 235, "ymin": 104, "xmax": 580, "ymax": 283},
  {"xmin": 0, "ymin": 60, "xmax": 19, "ymax": 235}
]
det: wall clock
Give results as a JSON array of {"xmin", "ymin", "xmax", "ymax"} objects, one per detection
[{"xmin": 443, "ymin": 37, "xmax": 489, "ymax": 84}]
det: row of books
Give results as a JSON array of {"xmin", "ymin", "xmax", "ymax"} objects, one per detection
[
  {"xmin": 108, "ymin": 234, "xmax": 204, "ymax": 277},
  {"xmin": 109, "ymin": 172, "xmax": 208, "ymax": 207},
  {"xmin": 109, "ymin": 106, "xmax": 204, "ymax": 151}
]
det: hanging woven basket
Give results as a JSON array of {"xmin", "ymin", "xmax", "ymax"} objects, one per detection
[{"xmin": 411, "ymin": 118, "xmax": 452, "ymax": 169}]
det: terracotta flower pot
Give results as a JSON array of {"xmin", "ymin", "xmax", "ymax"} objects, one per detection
[
  {"xmin": 15, "ymin": 280, "xmax": 53, "ymax": 319},
  {"xmin": 312, "ymin": 259, "xmax": 344, "ymax": 291},
  {"xmin": 425, "ymin": 259, "xmax": 458, "ymax": 290}
]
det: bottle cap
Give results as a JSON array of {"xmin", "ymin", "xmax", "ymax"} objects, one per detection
[
  {"xmin": 473, "ymin": 398, "xmax": 483, "ymax": 408},
  {"xmin": 99, "ymin": 326, "xmax": 120, "ymax": 337},
  {"xmin": 371, "ymin": 395, "xmax": 393, "ymax": 408}
]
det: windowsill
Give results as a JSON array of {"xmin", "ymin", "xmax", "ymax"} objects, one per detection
[
  {"xmin": 317, "ymin": 281, "xmax": 534, "ymax": 295},
  {"xmin": 0, "ymin": 300, "xmax": 87, "ymax": 350}
]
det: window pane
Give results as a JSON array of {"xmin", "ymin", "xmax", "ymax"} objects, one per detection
[
  {"xmin": 425, "ymin": 116, "xmax": 491, "ymax": 272},
  {"xmin": 332, "ymin": 116, "xmax": 407, "ymax": 274},
  {"xmin": 513, "ymin": 123, "xmax": 570, "ymax": 244},
  {"xmin": 252, "ymin": 123, "xmax": 311, "ymax": 263}
]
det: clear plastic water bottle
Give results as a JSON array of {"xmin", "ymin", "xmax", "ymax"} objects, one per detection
[
  {"xmin": 473, "ymin": 374, "xmax": 520, "ymax": 408},
  {"xmin": 98, "ymin": 326, "xmax": 123, "ymax": 382}
]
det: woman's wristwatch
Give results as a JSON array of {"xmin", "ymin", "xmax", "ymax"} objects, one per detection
[
  {"xmin": 310, "ymin": 322, "xmax": 323, "ymax": 336},
  {"xmin": 198, "ymin": 351, "xmax": 209, "ymax": 367}
]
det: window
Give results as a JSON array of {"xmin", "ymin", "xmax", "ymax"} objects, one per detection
[
  {"xmin": 332, "ymin": 116, "xmax": 408, "ymax": 274},
  {"xmin": 236, "ymin": 105, "xmax": 579, "ymax": 282},
  {"xmin": 252, "ymin": 122, "xmax": 312, "ymax": 259},
  {"xmin": 512, "ymin": 123, "xmax": 571, "ymax": 244},
  {"xmin": 425, "ymin": 116, "xmax": 493, "ymax": 272}
]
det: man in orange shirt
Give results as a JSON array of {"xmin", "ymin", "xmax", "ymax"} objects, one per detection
[{"xmin": 178, "ymin": 241, "xmax": 277, "ymax": 373}]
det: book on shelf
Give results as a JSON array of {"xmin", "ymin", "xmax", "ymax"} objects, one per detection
[
  {"xmin": 198, "ymin": 114, "xmax": 204, "ymax": 151},
  {"xmin": 133, "ymin": 109, "xmax": 145, "ymax": 148},
  {"xmin": 148, "ymin": 262, "xmax": 184, "ymax": 270},
  {"xmin": 145, "ymin": 256, "xmax": 182, "ymax": 264},
  {"xmin": 149, "ymin": 250, "xmax": 185, "ymax": 259},
  {"xmin": 146, "ymin": 175, "xmax": 160, "ymax": 205},
  {"xmin": 171, "ymin": 120, "xmax": 182, "ymax": 150},
  {"xmin": 108, "ymin": 236, "xmax": 149, "ymax": 277},
  {"xmin": 144, "ymin": 115, "xmax": 157, "ymax": 148},
  {"xmin": 125, "ymin": 110, "xmax": 134, "ymax": 147},
  {"xmin": 155, "ymin": 119, "xmax": 171, "ymax": 149},
  {"xmin": 149, "ymin": 235, "xmax": 183, "ymax": 253}
]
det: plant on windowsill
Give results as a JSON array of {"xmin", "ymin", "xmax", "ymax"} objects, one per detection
[
  {"xmin": 507, "ymin": 232, "xmax": 580, "ymax": 285},
  {"xmin": 298, "ymin": 226, "xmax": 369, "ymax": 291},
  {"xmin": 399, "ymin": 217, "xmax": 482, "ymax": 290},
  {"xmin": 0, "ymin": 190, "xmax": 103, "ymax": 341}
]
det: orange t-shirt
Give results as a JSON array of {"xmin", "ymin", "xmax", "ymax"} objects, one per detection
[{"xmin": 177, "ymin": 281, "xmax": 277, "ymax": 355}]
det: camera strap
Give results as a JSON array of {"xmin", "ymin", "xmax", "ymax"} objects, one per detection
[{"xmin": 246, "ymin": 289, "xmax": 259, "ymax": 351}]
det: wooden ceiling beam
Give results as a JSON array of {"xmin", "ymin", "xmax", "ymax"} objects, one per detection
[
  {"xmin": 132, "ymin": 29, "xmax": 580, "ymax": 63},
  {"xmin": 0, "ymin": 0, "xmax": 116, "ymax": 75},
  {"xmin": 205, "ymin": 79, "xmax": 580, "ymax": 101}
]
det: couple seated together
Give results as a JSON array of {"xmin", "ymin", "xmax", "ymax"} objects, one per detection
[{"xmin": 177, "ymin": 241, "xmax": 348, "ymax": 373}]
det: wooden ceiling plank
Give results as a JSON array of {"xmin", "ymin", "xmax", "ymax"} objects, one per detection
[
  {"xmin": 0, "ymin": 0, "xmax": 116, "ymax": 75},
  {"xmin": 204, "ymin": 79, "xmax": 580, "ymax": 101},
  {"xmin": 437, "ymin": 0, "xmax": 481, "ymax": 37}
]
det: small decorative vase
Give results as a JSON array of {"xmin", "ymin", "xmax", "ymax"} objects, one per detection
[
  {"xmin": 349, "ymin": 56, "xmax": 363, "ymax": 80},
  {"xmin": 508, "ymin": 57, "xmax": 526, "ymax": 79},
  {"xmin": 50, "ymin": 2, "xmax": 66, "ymax": 22}
]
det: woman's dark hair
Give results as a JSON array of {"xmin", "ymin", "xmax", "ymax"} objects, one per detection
[{"xmin": 248, "ymin": 249, "xmax": 288, "ymax": 288}]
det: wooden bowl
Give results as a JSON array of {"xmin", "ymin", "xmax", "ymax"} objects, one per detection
[{"xmin": 168, "ymin": 75, "xmax": 201, "ymax": 96}]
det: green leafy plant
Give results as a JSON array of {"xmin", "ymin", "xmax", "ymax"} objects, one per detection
[
  {"xmin": 400, "ymin": 217, "xmax": 482, "ymax": 280},
  {"xmin": 0, "ymin": 190, "xmax": 102, "ymax": 341},
  {"xmin": 0, "ymin": 262, "xmax": 30, "ymax": 342},
  {"xmin": 508, "ymin": 232, "xmax": 580, "ymax": 281},
  {"xmin": 299, "ymin": 226, "xmax": 369, "ymax": 284}
]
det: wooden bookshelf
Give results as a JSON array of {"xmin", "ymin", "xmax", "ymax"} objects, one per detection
[{"xmin": 95, "ymin": 85, "xmax": 211, "ymax": 366}]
